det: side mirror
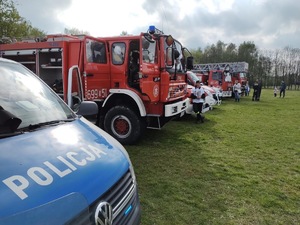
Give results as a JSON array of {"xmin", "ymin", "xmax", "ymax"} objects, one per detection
[
  {"xmin": 76, "ymin": 101, "xmax": 98, "ymax": 116},
  {"xmin": 166, "ymin": 47, "xmax": 174, "ymax": 68},
  {"xmin": 165, "ymin": 35, "xmax": 174, "ymax": 46},
  {"xmin": 186, "ymin": 56, "xmax": 194, "ymax": 70},
  {"xmin": 0, "ymin": 106, "xmax": 22, "ymax": 134}
]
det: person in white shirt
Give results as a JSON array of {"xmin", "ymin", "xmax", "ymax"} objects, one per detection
[
  {"xmin": 274, "ymin": 86, "xmax": 278, "ymax": 97},
  {"xmin": 192, "ymin": 81, "xmax": 205, "ymax": 123},
  {"xmin": 233, "ymin": 80, "xmax": 241, "ymax": 102}
]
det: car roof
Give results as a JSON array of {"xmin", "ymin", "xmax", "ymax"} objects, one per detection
[{"xmin": 0, "ymin": 57, "xmax": 19, "ymax": 64}]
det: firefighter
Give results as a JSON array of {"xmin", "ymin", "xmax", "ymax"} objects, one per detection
[
  {"xmin": 252, "ymin": 79, "xmax": 259, "ymax": 101},
  {"xmin": 279, "ymin": 80, "xmax": 286, "ymax": 98},
  {"xmin": 192, "ymin": 81, "xmax": 205, "ymax": 123},
  {"xmin": 257, "ymin": 80, "xmax": 262, "ymax": 100}
]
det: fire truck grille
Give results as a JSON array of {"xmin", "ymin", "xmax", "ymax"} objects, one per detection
[{"xmin": 169, "ymin": 84, "xmax": 186, "ymax": 98}]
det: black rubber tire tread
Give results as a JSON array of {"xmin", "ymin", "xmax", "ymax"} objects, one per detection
[{"xmin": 104, "ymin": 105, "xmax": 144, "ymax": 145}]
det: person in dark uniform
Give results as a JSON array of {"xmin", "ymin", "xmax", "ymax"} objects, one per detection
[
  {"xmin": 257, "ymin": 80, "xmax": 262, "ymax": 101},
  {"xmin": 252, "ymin": 79, "xmax": 259, "ymax": 101},
  {"xmin": 279, "ymin": 80, "xmax": 286, "ymax": 98}
]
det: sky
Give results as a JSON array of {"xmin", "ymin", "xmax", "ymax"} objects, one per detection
[{"xmin": 13, "ymin": 0, "xmax": 300, "ymax": 51}]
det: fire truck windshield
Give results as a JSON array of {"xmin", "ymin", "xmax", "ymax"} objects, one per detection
[
  {"xmin": 212, "ymin": 71, "xmax": 222, "ymax": 81},
  {"xmin": 142, "ymin": 37, "xmax": 156, "ymax": 63},
  {"xmin": 239, "ymin": 72, "xmax": 246, "ymax": 78},
  {"xmin": 164, "ymin": 39, "xmax": 184, "ymax": 71},
  {"xmin": 86, "ymin": 39, "xmax": 106, "ymax": 63}
]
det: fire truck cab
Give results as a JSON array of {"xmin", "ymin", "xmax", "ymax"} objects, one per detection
[{"xmin": 0, "ymin": 26, "xmax": 193, "ymax": 144}]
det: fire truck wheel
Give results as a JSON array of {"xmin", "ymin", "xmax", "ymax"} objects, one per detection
[{"xmin": 104, "ymin": 106, "xmax": 144, "ymax": 145}]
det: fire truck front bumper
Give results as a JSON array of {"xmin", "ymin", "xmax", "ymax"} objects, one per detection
[
  {"xmin": 165, "ymin": 98, "xmax": 189, "ymax": 117},
  {"xmin": 222, "ymin": 90, "xmax": 232, "ymax": 97}
]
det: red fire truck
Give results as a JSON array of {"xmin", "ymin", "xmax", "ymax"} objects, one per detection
[
  {"xmin": 0, "ymin": 26, "xmax": 193, "ymax": 144},
  {"xmin": 193, "ymin": 62, "xmax": 249, "ymax": 98}
]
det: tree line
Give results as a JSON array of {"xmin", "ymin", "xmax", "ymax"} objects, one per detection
[
  {"xmin": 1, "ymin": 0, "xmax": 299, "ymax": 90},
  {"xmin": 0, "ymin": 0, "xmax": 45, "ymax": 40},
  {"xmin": 190, "ymin": 41, "xmax": 300, "ymax": 90}
]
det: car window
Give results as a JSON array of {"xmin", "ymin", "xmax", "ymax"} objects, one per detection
[
  {"xmin": 0, "ymin": 60, "xmax": 74, "ymax": 130},
  {"xmin": 112, "ymin": 43, "xmax": 125, "ymax": 65}
]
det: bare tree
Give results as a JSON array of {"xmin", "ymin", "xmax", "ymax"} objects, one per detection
[{"xmin": 190, "ymin": 40, "xmax": 300, "ymax": 90}]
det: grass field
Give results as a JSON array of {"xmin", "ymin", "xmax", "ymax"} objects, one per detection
[{"xmin": 126, "ymin": 89, "xmax": 300, "ymax": 225}]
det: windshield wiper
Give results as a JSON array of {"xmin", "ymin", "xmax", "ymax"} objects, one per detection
[
  {"xmin": 0, "ymin": 131, "xmax": 23, "ymax": 139},
  {"xmin": 23, "ymin": 119, "xmax": 75, "ymax": 131}
]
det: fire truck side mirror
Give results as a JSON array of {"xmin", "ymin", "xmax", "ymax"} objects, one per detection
[
  {"xmin": 186, "ymin": 56, "xmax": 194, "ymax": 70},
  {"xmin": 166, "ymin": 47, "xmax": 174, "ymax": 68}
]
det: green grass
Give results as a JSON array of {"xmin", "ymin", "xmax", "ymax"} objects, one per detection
[{"xmin": 126, "ymin": 89, "xmax": 300, "ymax": 225}]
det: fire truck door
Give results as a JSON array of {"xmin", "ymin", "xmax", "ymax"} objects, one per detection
[{"xmin": 84, "ymin": 38, "xmax": 110, "ymax": 101}]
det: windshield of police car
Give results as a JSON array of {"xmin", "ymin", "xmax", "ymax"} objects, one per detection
[{"xmin": 0, "ymin": 60, "xmax": 74, "ymax": 131}]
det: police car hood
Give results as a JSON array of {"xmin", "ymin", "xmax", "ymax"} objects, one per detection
[{"xmin": 0, "ymin": 117, "xmax": 130, "ymax": 218}]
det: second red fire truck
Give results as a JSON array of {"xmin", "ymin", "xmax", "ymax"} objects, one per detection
[
  {"xmin": 193, "ymin": 62, "xmax": 249, "ymax": 98},
  {"xmin": 0, "ymin": 26, "xmax": 193, "ymax": 144}
]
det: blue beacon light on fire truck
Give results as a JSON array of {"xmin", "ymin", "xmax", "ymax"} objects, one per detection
[
  {"xmin": 149, "ymin": 25, "xmax": 156, "ymax": 34},
  {"xmin": 148, "ymin": 25, "xmax": 164, "ymax": 35}
]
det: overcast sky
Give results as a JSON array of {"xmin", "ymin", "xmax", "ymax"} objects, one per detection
[{"xmin": 13, "ymin": 0, "xmax": 300, "ymax": 51}]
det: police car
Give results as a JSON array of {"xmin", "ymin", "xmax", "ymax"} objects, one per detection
[{"xmin": 0, "ymin": 58, "xmax": 141, "ymax": 225}]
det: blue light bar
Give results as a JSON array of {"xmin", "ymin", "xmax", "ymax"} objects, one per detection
[{"xmin": 149, "ymin": 25, "xmax": 156, "ymax": 34}]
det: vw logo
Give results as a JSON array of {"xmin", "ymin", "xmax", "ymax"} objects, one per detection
[{"xmin": 95, "ymin": 201, "xmax": 113, "ymax": 225}]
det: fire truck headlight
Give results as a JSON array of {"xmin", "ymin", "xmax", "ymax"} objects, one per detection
[{"xmin": 172, "ymin": 106, "xmax": 178, "ymax": 114}]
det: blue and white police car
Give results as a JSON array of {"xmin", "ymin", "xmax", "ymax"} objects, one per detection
[{"xmin": 0, "ymin": 58, "xmax": 141, "ymax": 225}]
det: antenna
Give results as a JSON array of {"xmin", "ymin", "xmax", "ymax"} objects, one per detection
[{"xmin": 161, "ymin": 2, "xmax": 167, "ymax": 33}]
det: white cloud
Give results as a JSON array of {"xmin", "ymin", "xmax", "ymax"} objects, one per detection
[
  {"xmin": 57, "ymin": 0, "xmax": 158, "ymax": 36},
  {"xmin": 13, "ymin": 0, "xmax": 300, "ymax": 50},
  {"xmin": 200, "ymin": 0, "xmax": 235, "ymax": 14}
]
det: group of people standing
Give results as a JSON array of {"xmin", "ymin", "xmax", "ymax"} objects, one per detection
[
  {"xmin": 192, "ymin": 79, "xmax": 287, "ymax": 123},
  {"xmin": 232, "ymin": 79, "xmax": 262, "ymax": 102},
  {"xmin": 233, "ymin": 79, "xmax": 287, "ymax": 102}
]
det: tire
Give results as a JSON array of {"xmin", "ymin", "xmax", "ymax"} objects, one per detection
[{"xmin": 104, "ymin": 105, "xmax": 145, "ymax": 145}]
